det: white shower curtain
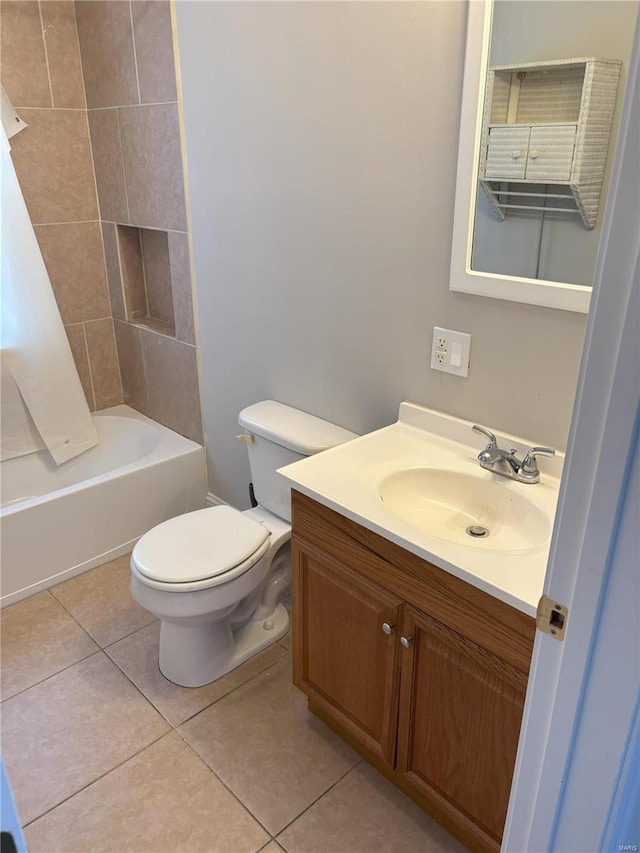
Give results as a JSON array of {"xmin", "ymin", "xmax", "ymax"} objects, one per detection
[{"xmin": 1, "ymin": 94, "xmax": 98, "ymax": 465}]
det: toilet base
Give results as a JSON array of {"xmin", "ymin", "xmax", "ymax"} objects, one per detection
[{"xmin": 158, "ymin": 602, "xmax": 290, "ymax": 688}]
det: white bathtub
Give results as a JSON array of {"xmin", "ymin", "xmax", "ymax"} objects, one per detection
[{"xmin": 0, "ymin": 405, "xmax": 207, "ymax": 607}]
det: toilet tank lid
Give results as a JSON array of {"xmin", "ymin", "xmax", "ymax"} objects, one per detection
[{"xmin": 238, "ymin": 401, "xmax": 358, "ymax": 455}]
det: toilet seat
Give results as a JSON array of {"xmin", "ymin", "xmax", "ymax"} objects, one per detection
[{"xmin": 132, "ymin": 505, "xmax": 271, "ymax": 590}]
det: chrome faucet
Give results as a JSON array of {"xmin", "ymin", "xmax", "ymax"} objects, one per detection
[{"xmin": 472, "ymin": 425, "xmax": 555, "ymax": 484}]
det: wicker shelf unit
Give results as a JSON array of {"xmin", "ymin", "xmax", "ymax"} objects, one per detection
[{"xmin": 478, "ymin": 57, "xmax": 621, "ymax": 229}]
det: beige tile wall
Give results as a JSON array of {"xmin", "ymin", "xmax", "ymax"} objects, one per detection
[
  {"xmin": 75, "ymin": 0, "xmax": 202, "ymax": 443},
  {"xmin": 1, "ymin": 0, "xmax": 123, "ymax": 413},
  {"xmin": 1, "ymin": 0, "xmax": 202, "ymax": 444}
]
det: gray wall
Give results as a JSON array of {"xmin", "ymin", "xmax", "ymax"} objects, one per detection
[
  {"xmin": 176, "ymin": 1, "xmax": 588, "ymax": 509},
  {"xmin": 473, "ymin": 0, "xmax": 638, "ymax": 285}
]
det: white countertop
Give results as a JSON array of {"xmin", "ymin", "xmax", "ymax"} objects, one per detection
[{"xmin": 278, "ymin": 402, "xmax": 563, "ymax": 617}]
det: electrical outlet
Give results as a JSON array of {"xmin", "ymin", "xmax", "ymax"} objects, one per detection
[{"xmin": 431, "ymin": 326, "xmax": 471, "ymax": 377}]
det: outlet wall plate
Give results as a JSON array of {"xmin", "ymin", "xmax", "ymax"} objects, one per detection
[{"xmin": 430, "ymin": 326, "xmax": 471, "ymax": 377}]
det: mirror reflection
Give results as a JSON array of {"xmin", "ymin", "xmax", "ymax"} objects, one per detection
[{"xmin": 471, "ymin": 1, "xmax": 637, "ymax": 287}]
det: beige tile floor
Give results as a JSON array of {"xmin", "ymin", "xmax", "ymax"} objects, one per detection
[{"xmin": 1, "ymin": 555, "xmax": 467, "ymax": 853}]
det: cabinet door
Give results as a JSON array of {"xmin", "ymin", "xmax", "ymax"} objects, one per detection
[
  {"xmin": 396, "ymin": 608, "xmax": 528, "ymax": 843},
  {"xmin": 526, "ymin": 124, "xmax": 576, "ymax": 181},
  {"xmin": 292, "ymin": 540, "xmax": 402, "ymax": 764},
  {"xmin": 484, "ymin": 126, "xmax": 530, "ymax": 179}
]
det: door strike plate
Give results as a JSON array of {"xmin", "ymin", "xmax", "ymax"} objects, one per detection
[{"xmin": 536, "ymin": 596, "xmax": 568, "ymax": 641}]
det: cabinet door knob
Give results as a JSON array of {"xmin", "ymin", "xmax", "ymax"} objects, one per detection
[
  {"xmin": 400, "ymin": 636, "xmax": 413, "ymax": 648},
  {"xmin": 381, "ymin": 622, "xmax": 395, "ymax": 635},
  {"xmin": 529, "ymin": 149, "xmax": 540, "ymax": 160},
  {"xmin": 511, "ymin": 149, "xmax": 522, "ymax": 159}
]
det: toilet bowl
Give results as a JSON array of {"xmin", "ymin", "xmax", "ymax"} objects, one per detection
[
  {"xmin": 131, "ymin": 401, "xmax": 357, "ymax": 688},
  {"xmin": 131, "ymin": 504, "xmax": 291, "ymax": 687}
]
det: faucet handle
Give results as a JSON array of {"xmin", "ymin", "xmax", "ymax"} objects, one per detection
[
  {"xmin": 521, "ymin": 446, "xmax": 555, "ymax": 477},
  {"xmin": 472, "ymin": 424, "xmax": 498, "ymax": 447}
]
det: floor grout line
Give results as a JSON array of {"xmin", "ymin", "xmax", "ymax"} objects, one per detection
[
  {"xmin": 6, "ymin": 562, "xmax": 285, "ymax": 723},
  {"xmin": 47, "ymin": 583, "xmax": 137, "ymax": 651},
  {"xmin": 168, "ymin": 660, "xmax": 361, "ymax": 845},
  {"xmin": 101, "ymin": 637, "xmax": 185, "ymax": 731},
  {"xmin": 9, "ymin": 640, "xmax": 277, "ymax": 836},
  {"xmin": 0, "ymin": 647, "xmax": 103, "ymax": 705},
  {"xmin": 5, "ymin": 563, "xmax": 445, "ymax": 851},
  {"xmin": 21, "ymin": 729, "xmax": 171, "ymax": 830},
  {"xmin": 98, "ymin": 616, "xmax": 158, "ymax": 651},
  {"xmin": 160, "ymin": 660, "xmax": 321, "ymax": 839},
  {"xmin": 257, "ymin": 839, "xmax": 282, "ymax": 853},
  {"xmin": 101, "ymin": 621, "xmax": 288, "ymax": 730},
  {"xmin": 175, "ymin": 648, "xmax": 290, "ymax": 729},
  {"xmin": 274, "ymin": 758, "xmax": 364, "ymax": 841},
  {"xmin": 175, "ymin": 731, "xmax": 276, "ymax": 840},
  {"xmin": 99, "ymin": 652, "xmax": 174, "ymax": 728}
]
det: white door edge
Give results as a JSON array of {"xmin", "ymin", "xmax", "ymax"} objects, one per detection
[{"xmin": 502, "ymin": 14, "xmax": 640, "ymax": 853}]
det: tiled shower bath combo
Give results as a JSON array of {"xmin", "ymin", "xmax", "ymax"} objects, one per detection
[{"xmin": 1, "ymin": 0, "xmax": 202, "ymax": 440}]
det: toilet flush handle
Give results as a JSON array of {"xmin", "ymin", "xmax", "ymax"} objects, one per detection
[{"xmin": 236, "ymin": 433, "xmax": 255, "ymax": 443}]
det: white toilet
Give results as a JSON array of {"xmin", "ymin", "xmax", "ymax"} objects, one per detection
[{"xmin": 130, "ymin": 401, "xmax": 356, "ymax": 687}]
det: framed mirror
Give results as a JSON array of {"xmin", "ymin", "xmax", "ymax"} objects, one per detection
[{"xmin": 450, "ymin": 0, "xmax": 637, "ymax": 313}]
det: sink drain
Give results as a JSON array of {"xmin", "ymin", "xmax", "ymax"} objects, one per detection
[{"xmin": 466, "ymin": 524, "xmax": 490, "ymax": 539}]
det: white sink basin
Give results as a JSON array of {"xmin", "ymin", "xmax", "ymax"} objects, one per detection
[
  {"xmin": 379, "ymin": 468, "xmax": 550, "ymax": 553},
  {"xmin": 278, "ymin": 402, "xmax": 563, "ymax": 615}
]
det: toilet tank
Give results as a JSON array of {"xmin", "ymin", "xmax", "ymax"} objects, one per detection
[{"xmin": 238, "ymin": 401, "xmax": 357, "ymax": 521}]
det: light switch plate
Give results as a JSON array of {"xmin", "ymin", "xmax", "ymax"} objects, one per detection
[{"xmin": 430, "ymin": 326, "xmax": 471, "ymax": 377}]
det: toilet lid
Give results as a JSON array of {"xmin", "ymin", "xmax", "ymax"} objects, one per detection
[{"xmin": 132, "ymin": 506, "xmax": 270, "ymax": 584}]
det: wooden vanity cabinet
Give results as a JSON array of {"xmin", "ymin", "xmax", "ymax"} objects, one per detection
[
  {"xmin": 293, "ymin": 546, "xmax": 402, "ymax": 764},
  {"xmin": 291, "ymin": 490, "xmax": 536, "ymax": 853}
]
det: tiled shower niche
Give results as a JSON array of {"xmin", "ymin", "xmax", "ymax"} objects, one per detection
[
  {"xmin": 117, "ymin": 225, "xmax": 176, "ymax": 336},
  {"xmin": 105, "ymin": 223, "xmax": 196, "ymax": 347}
]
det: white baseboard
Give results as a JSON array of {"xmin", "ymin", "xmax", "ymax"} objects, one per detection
[
  {"xmin": 0, "ymin": 539, "xmax": 138, "ymax": 609},
  {"xmin": 206, "ymin": 492, "xmax": 227, "ymax": 507}
]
